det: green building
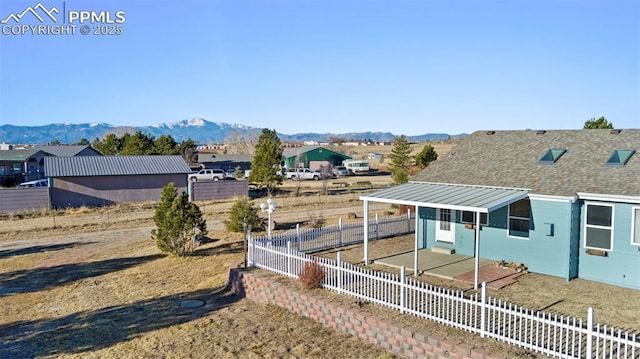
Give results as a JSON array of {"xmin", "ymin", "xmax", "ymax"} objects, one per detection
[{"xmin": 283, "ymin": 146, "xmax": 351, "ymax": 170}]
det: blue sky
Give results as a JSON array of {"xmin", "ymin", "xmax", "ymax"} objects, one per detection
[{"xmin": 1, "ymin": 0, "xmax": 638, "ymax": 136}]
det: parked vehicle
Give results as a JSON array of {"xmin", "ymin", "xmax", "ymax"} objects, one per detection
[
  {"xmin": 342, "ymin": 159, "xmax": 370, "ymax": 174},
  {"xmin": 18, "ymin": 179, "xmax": 49, "ymax": 188},
  {"xmin": 332, "ymin": 166, "xmax": 353, "ymax": 178},
  {"xmin": 285, "ymin": 168, "xmax": 322, "ymax": 180},
  {"xmin": 188, "ymin": 169, "xmax": 226, "ymax": 182}
]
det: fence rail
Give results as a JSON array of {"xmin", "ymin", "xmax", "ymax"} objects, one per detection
[
  {"xmin": 248, "ymin": 239, "xmax": 640, "ymax": 359},
  {"xmin": 250, "ymin": 211, "xmax": 415, "ymax": 253}
]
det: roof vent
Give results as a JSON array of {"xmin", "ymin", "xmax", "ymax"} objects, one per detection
[
  {"xmin": 485, "ymin": 131, "xmax": 495, "ymax": 135},
  {"xmin": 610, "ymin": 129, "xmax": 621, "ymax": 134},
  {"xmin": 536, "ymin": 130, "xmax": 547, "ymax": 135}
]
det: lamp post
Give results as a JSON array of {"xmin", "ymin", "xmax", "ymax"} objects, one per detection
[{"xmin": 259, "ymin": 198, "xmax": 277, "ymax": 238}]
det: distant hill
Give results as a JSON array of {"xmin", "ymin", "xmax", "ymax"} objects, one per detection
[{"xmin": 0, "ymin": 118, "xmax": 456, "ymax": 145}]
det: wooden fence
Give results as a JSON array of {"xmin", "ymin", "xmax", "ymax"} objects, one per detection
[{"xmin": 248, "ymin": 240, "xmax": 640, "ymax": 359}]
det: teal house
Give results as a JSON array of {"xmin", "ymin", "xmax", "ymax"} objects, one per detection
[{"xmin": 362, "ymin": 129, "xmax": 640, "ymax": 290}]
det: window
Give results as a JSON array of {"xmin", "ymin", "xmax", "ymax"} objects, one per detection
[
  {"xmin": 508, "ymin": 199, "xmax": 530, "ymax": 238},
  {"xmin": 584, "ymin": 203, "xmax": 613, "ymax": 251},
  {"xmin": 606, "ymin": 150, "xmax": 635, "ymax": 166},
  {"xmin": 461, "ymin": 211, "xmax": 488, "ymax": 225},
  {"xmin": 632, "ymin": 207, "xmax": 640, "ymax": 246},
  {"xmin": 538, "ymin": 149, "xmax": 566, "ymax": 164}
]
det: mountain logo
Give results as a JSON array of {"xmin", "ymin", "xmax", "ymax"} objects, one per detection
[{"xmin": 1, "ymin": 2, "xmax": 59, "ymax": 24}]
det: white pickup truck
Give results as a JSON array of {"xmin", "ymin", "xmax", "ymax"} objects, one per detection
[
  {"xmin": 285, "ymin": 168, "xmax": 322, "ymax": 180},
  {"xmin": 188, "ymin": 169, "xmax": 226, "ymax": 182}
]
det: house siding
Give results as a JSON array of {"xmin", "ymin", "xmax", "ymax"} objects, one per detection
[
  {"xmin": 578, "ymin": 200, "xmax": 640, "ymax": 289},
  {"xmin": 420, "ymin": 198, "xmax": 576, "ymax": 280}
]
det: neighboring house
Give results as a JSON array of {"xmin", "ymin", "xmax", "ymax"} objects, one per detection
[
  {"xmin": 45, "ymin": 155, "xmax": 192, "ymax": 208},
  {"xmin": 367, "ymin": 152, "xmax": 383, "ymax": 160},
  {"xmin": 0, "ymin": 149, "xmax": 48, "ymax": 185},
  {"xmin": 198, "ymin": 153, "xmax": 253, "ymax": 172},
  {"xmin": 33, "ymin": 145, "xmax": 103, "ymax": 157},
  {"xmin": 361, "ymin": 129, "xmax": 640, "ymax": 290},
  {"xmin": 283, "ymin": 146, "xmax": 351, "ymax": 170}
]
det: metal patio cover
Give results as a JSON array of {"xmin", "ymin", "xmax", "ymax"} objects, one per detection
[{"xmin": 360, "ymin": 181, "xmax": 530, "ymax": 213}]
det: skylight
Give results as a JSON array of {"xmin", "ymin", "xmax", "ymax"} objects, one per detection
[
  {"xmin": 538, "ymin": 149, "xmax": 566, "ymax": 164},
  {"xmin": 606, "ymin": 149, "xmax": 635, "ymax": 166}
]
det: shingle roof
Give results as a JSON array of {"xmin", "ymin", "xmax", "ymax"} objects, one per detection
[
  {"xmin": 45, "ymin": 156, "xmax": 192, "ymax": 177},
  {"xmin": 412, "ymin": 129, "xmax": 640, "ymax": 197},
  {"xmin": 34, "ymin": 145, "xmax": 101, "ymax": 157},
  {"xmin": 0, "ymin": 149, "xmax": 44, "ymax": 161}
]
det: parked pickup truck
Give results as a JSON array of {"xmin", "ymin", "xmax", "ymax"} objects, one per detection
[
  {"xmin": 188, "ymin": 169, "xmax": 226, "ymax": 182},
  {"xmin": 285, "ymin": 168, "xmax": 322, "ymax": 180}
]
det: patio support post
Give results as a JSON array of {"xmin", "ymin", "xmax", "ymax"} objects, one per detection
[
  {"xmin": 474, "ymin": 211, "xmax": 481, "ymax": 290},
  {"xmin": 363, "ymin": 200, "xmax": 369, "ymax": 265},
  {"xmin": 414, "ymin": 205, "xmax": 419, "ymax": 277}
]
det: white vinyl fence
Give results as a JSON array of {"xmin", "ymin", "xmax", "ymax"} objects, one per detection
[
  {"xmin": 248, "ymin": 240, "xmax": 640, "ymax": 359},
  {"xmin": 250, "ymin": 211, "xmax": 415, "ymax": 253}
]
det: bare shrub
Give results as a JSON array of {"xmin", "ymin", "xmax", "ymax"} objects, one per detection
[
  {"xmin": 298, "ymin": 261, "xmax": 325, "ymax": 289},
  {"xmin": 307, "ymin": 211, "xmax": 326, "ymax": 228}
]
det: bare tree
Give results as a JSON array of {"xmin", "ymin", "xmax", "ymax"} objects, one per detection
[{"xmin": 224, "ymin": 129, "xmax": 259, "ymax": 154}]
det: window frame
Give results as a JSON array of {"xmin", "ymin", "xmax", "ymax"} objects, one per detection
[
  {"xmin": 508, "ymin": 199, "xmax": 530, "ymax": 239},
  {"xmin": 632, "ymin": 207, "xmax": 640, "ymax": 247},
  {"xmin": 461, "ymin": 211, "xmax": 488, "ymax": 226},
  {"xmin": 583, "ymin": 202, "xmax": 614, "ymax": 251}
]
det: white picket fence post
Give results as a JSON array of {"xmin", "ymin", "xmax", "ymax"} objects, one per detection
[
  {"xmin": 337, "ymin": 251, "xmax": 343, "ymax": 295},
  {"xmin": 339, "ymin": 217, "xmax": 343, "ymax": 247},
  {"xmin": 247, "ymin": 236, "xmax": 253, "ymax": 266},
  {"xmin": 480, "ymin": 281, "xmax": 487, "ymax": 338},
  {"xmin": 400, "ymin": 265, "xmax": 406, "ymax": 314},
  {"xmin": 287, "ymin": 240, "xmax": 292, "ymax": 276},
  {"xmin": 586, "ymin": 307, "xmax": 594, "ymax": 359},
  {"xmin": 296, "ymin": 223, "xmax": 301, "ymax": 252}
]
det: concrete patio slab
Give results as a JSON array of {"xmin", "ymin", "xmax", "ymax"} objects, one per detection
[{"xmin": 373, "ymin": 249, "xmax": 492, "ymax": 279}]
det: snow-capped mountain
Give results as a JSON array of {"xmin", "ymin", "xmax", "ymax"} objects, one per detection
[{"xmin": 0, "ymin": 118, "xmax": 452, "ymax": 145}]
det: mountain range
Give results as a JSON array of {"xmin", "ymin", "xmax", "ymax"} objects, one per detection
[{"xmin": 0, "ymin": 118, "xmax": 455, "ymax": 145}]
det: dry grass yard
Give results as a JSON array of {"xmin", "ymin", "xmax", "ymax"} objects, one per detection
[{"xmin": 2, "ymin": 149, "xmax": 639, "ymax": 358}]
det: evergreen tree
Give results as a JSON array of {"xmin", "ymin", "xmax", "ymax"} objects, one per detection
[
  {"xmin": 154, "ymin": 135, "xmax": 180, "ymax": 155},
  {"xmin": 389, "ymin": 135, "xmax": 413, "ymax": 184},
  {"xmin": 151, "ymin": 183, "xmax": 207, "ymax": 256},
  {"xmin": 92, "ymin": 134, "xmax": 121, "ymax": 155},
  {"xmin": 415, "ymin": 144, "xmax": 438, "ymax": 168},
  {"xmin": 121, "ymin": 131, "xmax": 155, "ymax": 155},
  {"xmin": 249, "ymin": 129, "xmax": 284, "ymax": 196},
  {"xmin": 584, "ymin": 117, "xmax": 614, "ymax": 129},
  {"xmin": 224, "ymin": 197, "xmax": 262, "ymax": 232},
  {"xmin": 180, "ymin": 139, "xmax": 198, "ymax": 165}
]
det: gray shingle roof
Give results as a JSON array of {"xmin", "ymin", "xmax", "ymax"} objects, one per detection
[
  {"xmin": 34, "ymin": 145, "xmax": 101, "ymax": 157},
  {"xmin": 412, "ymin": 129, "xmax": 640, "ymax": 197},
  {"xmin": 45, "ymin": 156, "xmax": 192, "ymax": 177}
]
